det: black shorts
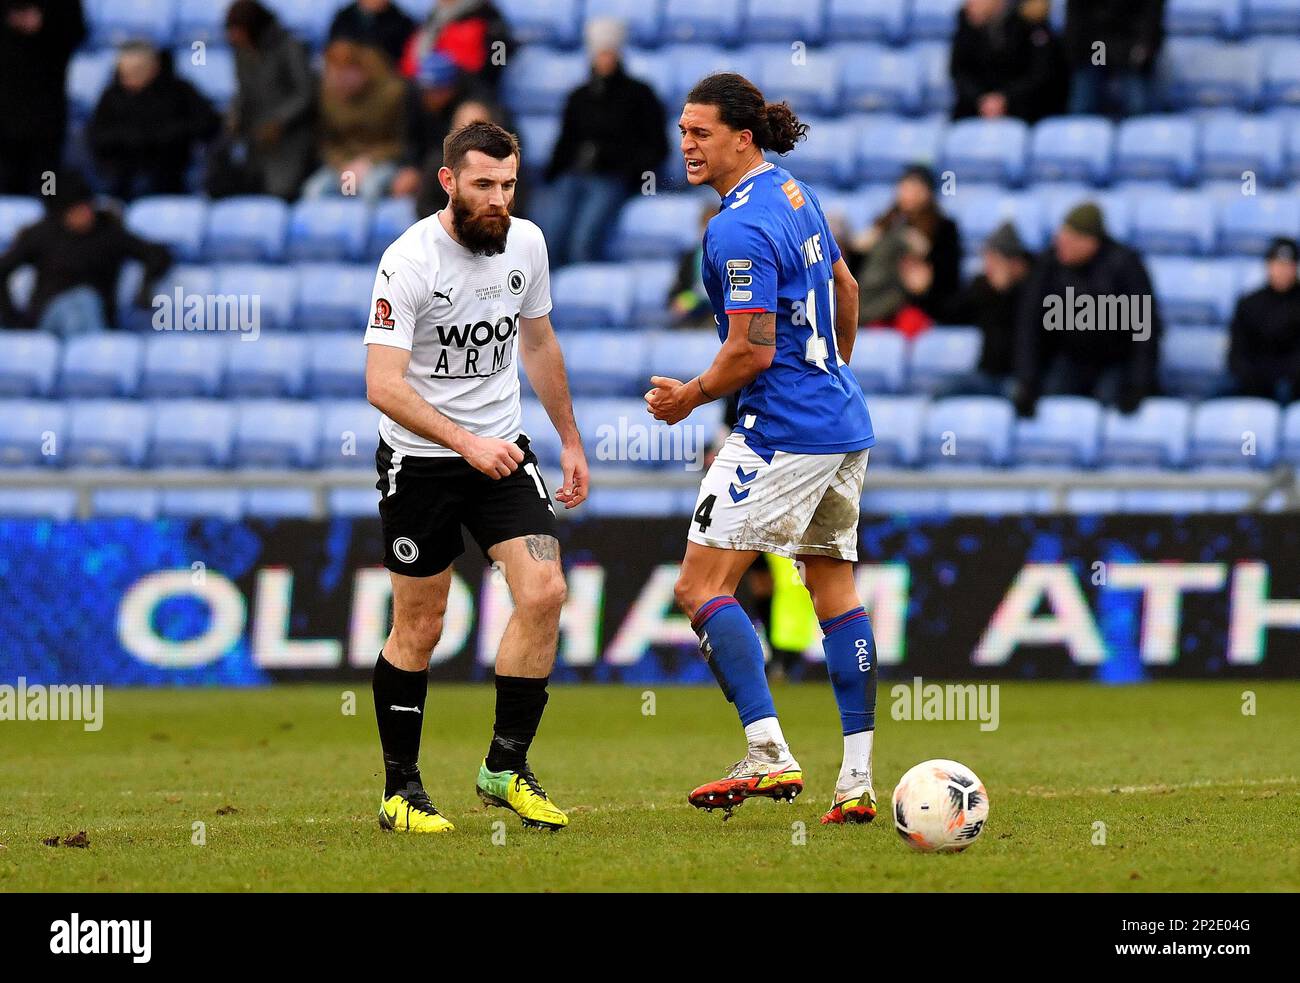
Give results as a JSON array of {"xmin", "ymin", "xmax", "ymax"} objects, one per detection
[{"xmin": 375, "ymin": 434, "xmax": 558, "ymax": 577}]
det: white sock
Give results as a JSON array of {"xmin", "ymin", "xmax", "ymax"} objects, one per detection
[
  {"xmin": 838, "ymin": 730, "xmax": 874, "ymax": 788},
  {"xmin": 744, "ymin": 717, "xmax": 790, "ymax": 761}
]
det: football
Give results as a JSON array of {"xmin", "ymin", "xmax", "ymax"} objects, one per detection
[{"xmin": 892, "ymin": 759, "xmax": 990, "ymax": 853}]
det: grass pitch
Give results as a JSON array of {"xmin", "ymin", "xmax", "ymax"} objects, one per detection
[{"xmin": 0, "ymin": 681, "xmax": 1295, "ymax": 892}]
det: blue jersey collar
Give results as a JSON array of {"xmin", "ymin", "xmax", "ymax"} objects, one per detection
[{"xmin": 721, "ymin": 160, "xmax": 776, "ymax": 207}]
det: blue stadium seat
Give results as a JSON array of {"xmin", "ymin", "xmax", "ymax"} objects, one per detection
[
  {"xmin": 262, "ymin": 0, "xmax": 334, "ymax": 47},
  {"xmin": 575, "ymin": 396, "xmax": 654, "ymax": 471},
  {"xmin": 66, "ymin": 400, "xmax": 151, "ymax": 467},
  {"xmin": 1160, "ymin": 40, "xmax": 1262, "ymax": 110},
  {"xmin": 743, "ymin": 0, "xmax": 827, "ymax": 45},
  {"xmin": 368, "ymin": 198, "xmax": 417, "ymax": 259},
  {"xmin": 861, "ymin": 395, "xmax": 926, "ymax": 467},
  {"xmin": 287, "ymin": 199, "xmax": 371, "ymax": 262},
  {"xmin": 89, "ymin": 0, "xmax": 175, "ymax": 45},
  {"xmin": 224, "ymin": 335, "xmax": 307, "ymax": 397},
  {"xmin": 1130, "ymin": 189, "xmax": 1217, "ymax": 254},
  {"xmin": 1244, "ymin": 0, "xmax": 1300, "ymax": 33},
  {"xmin": 0, "ymin": 196, "xmax": 42, "ymax": 252},
  {"xmin": 1200, "ymin": 114, "xmax": 1284, "ymax": 184},
  {"xmin": 213, "ymin": 264, "xmax": 296, "ymax": 332},
  {"xmin": 1217, "ymin": 192, "xmax": 1300, "ymax": 254},
  {"xmin": 515, "ymin": 114, "xmax": 562, "ymax": 180},
  {"xmin": 623, "ymin": 47, "xmax": 674, "ymax": 104},
  {"xmin": 245, "ymin": 487, "xmax": 318, "ymax": 518},
  {"xmin": 0, "ymin": 489, "xmax": 78, "ymax": 519},
  {"xmin": 551, "ymin": 264, "xmax": 635, "ymax": 329},
  {"xmin": 585, "ymin": 0, "xmax": 665, "ymax": 47},
  {"xmin": 1013, "ymin": 396, "xmax": 1103, "ymax": 468},
  {"xmin": 174, "ymin": 0, "xmax": 227, "ymax": 44},
  {"xmin": 0, "ymin": 334, "xmax": 59, "ymax": 396},
  {"xmin": 232, "ymin": 400, "xmax": 319, "ymax": 468},
  {"xmin": 561, "ymin": 330, "xmax": 650, "ymax": 397},
  {"xmin": 307, "ymin": 333, "xmax": 367, "ymax": 397},
  {"xmin": 205, "ymin": 197, "xmax": 288, "ymax": 262},
  {"xmin": 1279, "ymin": 400, "xmax": 1300, "ymax": 463},
  {"xmin": 666, "ymin": 45, "xmax": 759, "ymax": 106},
  {"xmin": 1065, "ymin": 487, "xmax": 1123, "ymax": 513},
  {"xmin": 1120, "ymin": 488, "xmax": 1213, "ymax": 512},
  {"xmin": 317, "ymin": 400, "xmax": 380, "ymax": 469},
  {"xmin": 1166, "ymin": 0, "xmax": 1245, "ymax": 37},
  {"xmin": 610, "ymin": 195, "xmax": 705, "ymax": 260},
  {"xmin": 662, "ymin": 0, "xmax": 743, "ymax": 45},
  {"xmin": 909, "ymin": 327, "xmax": 983, "ymax": 394},
  {"xmin": 646, "ymin": 330, "xmax": 721, "ymax": 387},
  {"xmin": 1028, "ymin": 117, "xmax": 1114, "ymax": 185},
  {"xmin": 173, "ymin": 46, "xmax": 236, "ymax": 107},
  {"xmin": 295, "ymin": 264, "xmax": 372, "ymax": 332},
  {"xmin": 852, "ymin": 331, "xmax": 908, "ymax": 393},
  {"xmin": 855, "ymin": 116, "xmax": 943, "ymax": 183},
  {"xmin": 860, "ymin": 487, "xmax": 949, "ymax": 513},
  {"xmin": 943, "ymin": 487, "xmax": 1053, "ymax": 515},
  {"xmin": 1098, "ymin": 398, "xmax": 1191, "ymax": 468},
  {"xmin": 949, "ymin": 187, "xmax": 1045, "ymax": 253},
  {"xmin": 914, "ymin": 42, "xmax": 954, "ymax": 114},
  {"xmin": 521, "ymin": 399, "xmax": 562, "ymax": 467},
  {"xmin": 501, "ymin": 49, "xmax": 588, "ymax": 116},
  {"xmin": 1033, "ymin": 185, "xmax": 1134, "ymax": 245},
  {"xmin": 495, "ymin": 0, "xmax": 582, "ymax": 47},
  {"xmin": 160, "ymin": 488, "xmax": 244, "ymax": 519},
  {"xmin": 907, "ymin": 0, "xmax": 963, "ymax": 40},
  {"xmin": 1114, "ymin": 116, "xmax": 1199, "ymax": 184},
  {"xmin": 629, "ymin": 258, "xmax": 681, "ymax": 329},
  {"xmin": 1263, "ymin": 41, "xmax": 1300, "ymax": 108},
  {"xmin": 826, "ymin": 0, "xmax": 908, "ymax": 42},
  {"xmin": 755, "ymin": 46, "xmax": 841, "ymax": 116},
  {"xmin": 941, "ymin": 119, "xmax": 1028, "ymax": 185},
  {"xmin": 149, "ymin": 399, "xmax": 235, "ymax": 467},
  {"xmin": 0, "ymin": 400, "xmax": 65, "ymax": 467},
  {"xmin": 585, "ymin": 487, "xmax": 697, "ymax": 517},
  {"xmin": 921, "ymin": 397, "xmax": 1014, "ymax": 467},
  {"xmin": 126, "ymin": 196, "xmax": 207, "ymax": 262},
  {"xmin": 140, "ymin": 335, "xmax": 228, "ymax": 397},
  {"xmin": 123, "ymin": 263, "xmax": 216, "ymax": 332},
  {"xmin": 785, "ymin": 119, "xmax": 856, "ymax": 186},
  {"xmin": 1189, "ymin": 397, "xmax": 1279, "ymax": 468},
  {"xmin": 65, "ymin": 49, "xmax": 116, "ymax": 120},
  {"xmin": 60, "ymin": 334, "xmax": 143, "ymax": 397},
  {"xmin": 837, "ymin": 45, "xmax": 922, "ymax": 116},
  {"xmin": 1148, "ymin": 257, "xmax": 1238, "ymax": 323},
  {"xmin": 91, "ymin": 488, "xmax": 160, "ymax": 519},
  {"xmin": 1160, "ymin": 326, "xmax": 1230, "ymax": 397},
  {"xmin": 328, "ymin": 487, "xmax": 380, "ymax": 517}
]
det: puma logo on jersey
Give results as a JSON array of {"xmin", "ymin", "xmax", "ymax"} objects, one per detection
[
  {"xmin": 380, "ymin": 269, "xmax": 395, "ymax": 285},
  {"xmin": 432, "ymin": 287, "xmax": 454, "ymax": 305}
]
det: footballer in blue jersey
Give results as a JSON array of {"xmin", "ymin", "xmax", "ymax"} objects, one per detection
[{"xmin": 646, "ymin": 74, "xmax": 880, "ymax": 826}]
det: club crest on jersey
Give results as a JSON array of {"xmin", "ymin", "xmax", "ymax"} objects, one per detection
[
  {"xmin": 726, "ymin": 259, "xmax": 753, "ymax": 302},
  {"xmin": 372, "ymin": 297, "xmax": 395, "ymax": 329},
  {"xmin": 507, "ymin": 269, "xmax": 526, "ymax": 295}
]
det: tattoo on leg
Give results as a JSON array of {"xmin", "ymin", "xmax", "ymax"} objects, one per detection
[{"xmin": 524, "ymin": 535, "xmax": 559, "ymax": 562}]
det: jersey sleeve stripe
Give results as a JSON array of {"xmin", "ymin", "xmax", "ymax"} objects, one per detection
[{"xmin": 724, "ymin": 306, "xmax": 773, "ymax": 314}]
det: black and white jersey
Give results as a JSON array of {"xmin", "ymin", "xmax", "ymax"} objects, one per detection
[{"xmin": 363, "ymin": 212, "xmax": 552, "ymax": 457}]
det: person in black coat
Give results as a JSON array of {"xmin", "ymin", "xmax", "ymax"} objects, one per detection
[
  {"xmin": 88, "ymin": 43, "xmax": 221, "ymax": 201},
  {"xmin": 1065, "ymin": 0, "xmax": 1165, "ymax": 117},
  {"xmin": 950, "ymin": 0, "xmax": 1069, "ymax": 124},
  {"xmin": 328, "ymin": 0, "xmax": 415, "ymax": 66},
  {"xmin": 0, "ymin": 0, "xmax": 87, "ymax": 195},
  {"xmin": 1013, "ymin": 202, "xmax": 1163, "ymax": 415},
  {"xmin": 1227, "ymin": 238, "xmax": 1300, "ymax": 402}
]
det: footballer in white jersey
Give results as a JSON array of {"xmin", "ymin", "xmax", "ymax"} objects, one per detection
[{"xmin": 363, "ymin": 122, "xmax": 588, "ymax": 834}]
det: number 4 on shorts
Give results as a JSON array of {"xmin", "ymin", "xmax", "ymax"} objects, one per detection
[{"xmin": 694, "ymin": 493, "xmax": 717, "ymax": 533}]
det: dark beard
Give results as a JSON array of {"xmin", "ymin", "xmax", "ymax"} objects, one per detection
[{"xmin": 450, "ymin": 196, "xmax": 511, "ymax": 256}]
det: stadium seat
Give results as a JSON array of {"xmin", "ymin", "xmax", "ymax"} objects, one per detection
[
  {"xmin": 0, "ymin": 196, "xmax": 43, "ymax": 253},
  {"xmin": 629, "ymin": 258, "xmax": 681, "ymax": 329},
  {"xmin": 294, "ymin": 264, "xmax": 372, "ymax": 332},
  {"xmin": 66, "ymin": 400, "xmax": 151, "ymax": 467},
  {"xmin": 645, "ymin": 330, "xmax": 722, "ymax": 388},
  {"xmin": 1130, "ymin": 189, "xmax": 1217, "ymax": 255},
  {"xmin": 585, "ymin": 0, "xmax": 664, "ymax": 47},
  {"xmin": 173, "ymin": 45, "xmax": 237, "ymax": 107},
  {"xmin": 755, "ymin": 45, "xmax": 841, "ymax": 116},
  {"xmin": 1113, "ymin": 116, "xmax": 1199, "ymax": 184},
  {"xmin": 205, "ymin": 197, "xmax": 288, "ymax": 262},
  {"xmin": 1263, "ymin": 41, "xmax": 1300, "ymax": 108},
  {"xmin": 836, "ymin": 45, "xmax": 922, "ymax": 116},
  {"xmin": 149, "ymin": 399, "xmax": 235, "ymax": 467},
  {"xmin": 1064, "ymin": 487, "xmax": 1124, "ymax": 513},
  {"xmin": 501, "ymin": 49, "xmax": 588, "ymax": 116},
  {"xmin": 1028, "ymin": 117, "xmax": 1114, "ymax": 185},
  {"xmin": 126, "ymin": 196, "xmax": 207, "ymax": 262},
  {"xmin": 212, "ymin": 264, "xmax": 296, "ymax": 333},
  {"xmin": 855, "ymin": 116, "xmax": 944, "ymax": 184},
  {"xmin": 1033, "ymin": 184, "xmax": 1134, "ymax": 245},
  {"xmin": 852, "ymin": 331, "xmax": 908, "ymax": 394},
  {"xmin": 609, "ymin": 195, "xmax": 705, "ymax": 260},
  {"xmin": 262, "ymin": 0, "xmax": 333, "ymax": 47},
  {"xmin": 0, "ymin": 333, "xmax": 59, "ymax": 396},
  {"xmin": 1243, "ymin": 0, "xmax": 1300, "ymax": 33},
  {"xmin": 1189, "ymin": 397, "xmax": 1280, "ymax": 468},
  {"xmin": 286, "ymin": 199, "xmax": 371, "ymax": 262},
  {"xmin": 1200, "ymin": 114, "xmax": 1284, "ymax": 184},
  {"xmin": 160, "ymin": 488, "xmax": 244, "ymax": 519},
  {"xmin": 245, "ymin": 487, "xmax": 318, "ymax": 519},
  {"xmin": 585, "ymin": 486, "xmax": 697, "ymax": 517},
  {"xmin": 1160, "ymin": 326, "xmax": 1231, "ymax": 397},
  {"xmin": 785, "ymin": 119, "xmax": 856, "ymax": 186},
  {"xmin": 908, "ymin": 327, "xmax": 983, "ymax": 394},
  {"xmin": 89, "ymin": 0, "xmax": 175, "ymax": 45},
  {"xmin": 1148, "ymin": 257, "xmax": 1238, "ymax": 324},
  {"xmin": 368, "ymin": 197, "xmax": 417, "ymax": 259},
  {"xmin": 551, "ymin": 264, "xmax": 635, "ymax": 329},
  {"xmin": 306, "ymin": 333, "xmax": 367, "ymax": 397},
  {"xmin": 948, "ymin": 187, "xmax": 1045, "ymax": 253},
  {"xmin": 60, "ymin": 334, "xmax": 143, "ymax": 397},
  {"xmin": 0, "ymin": 400, "xmax": 65, "ymax": 467},
  {"xmin": 943, "ymin": 487, "xmax": 1053, "ymax": 515},
  {"xmin": 913, "ymin": 42, "xmax": 954, "ymax": 114},
  {"xmin": 520, "ymin": 399, "xmax": 562, "ymax": 467},
  {"xmin": 665, "ymin": 45, "xmax": 759, "ymax": 107},
  {"xmin": 1279, "ymin": 401, "xmax": 1300, "ymax": 463},
  {"xmin": 317, "ymin": 400, "xmax": 380, "ymax": 469},
  {"xmin": 921, "ymin": 397, "xmax": 1015, "ymax": 467},
  {"xmin": 561, "ymin": 330, "xmax": 650, "ymax": 397},
  {"xmin": 91, "ymin": 488, "xmax": 160, "ymax": 519},
  {"xmin": 622, "ymin": 48, "xmax": 674, "ymax": 105},
  {"xmin": 826, "ymin": 0, "xmax": 908, "ymax": 43},
  {"xmin": 907, "ymin": 0, "xmax": 964, "ymax": 40},
  {"xmin": 860, "ymin": 395, "xmax": 926, "ymax": 467},
  {"xmin": 174, "ymin": 0, "xmax": 227, "ymax": 44},
  {"xmin": 328, "ymin": 486, "xmax": 380, "ymax": 517},
  {"xmin": 941, "ymin": 119, "xmax": 1029, "ymax": 185},
  {"xmin": 1159, "ymin": 40, "xmax": 1262, "ymax": 110},
  {"xmin": 661, "ymin": 0, "xmax": 743, "ymax": 46},
  {"xmin": 224, "ymin": 335, "xmax": 307, "ymax": 397},
  {"xmin": 860, "ymin": 487, "xmax": 948, "ymax": 514},
  {"xmin": 0, "ymin": 489, "xmax": 78, "ymax": 520},
  {"xmin": 1217, "ymin": 192, "xmax": 1300, "ymax": 255},
  {"xmin": 1013, "ymin": 396, "xmax": 1103, "ymax": 468},
  {"xmin": 140, "ymin": 335, "xmax": 228, "ymax": 397},
  {"xmin": 1120, "ymin": 488, "xmax": 1213, "ymax": 512},
  {"xmin": 515, "ymin": 114, "xmax": 562, "ymax": 181},
  {"xmin": 495, "ymin": 0, "xmax": 582, "ymax": 47},
  {"xmin": 743, "ymin": 0, "xmax": 827, "ymax": 45},
  {"xmin": 65, "ymin": 49, "xmax": 117, "ymax": 120},
  {"xmin": 123, "ymin": 262, "xmax": 216, "ymax": 332},
  {"xmin": 1098, "ymin": 398, "xmax": 1192, "ymax": 468},
  {"xmin": 232, "ymin": 400, "xmax": 319, "ymax": 468},
  {"xmin": 1166, "ymin": 0, "xmax": 1245, "ymax": 37}
]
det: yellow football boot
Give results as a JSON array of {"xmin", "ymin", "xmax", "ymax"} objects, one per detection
[
  {"xmin": 475, "ymin": 761, "xmax": 569, "ymax": 830},
  {"xmin": 378, "ymin": 782, "xmax": 455, "ymax": 833}
]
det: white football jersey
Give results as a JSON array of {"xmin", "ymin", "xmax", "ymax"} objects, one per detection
[{"xmin": 363, "ymin": 211, "xmax": 552, "ymax": 457}]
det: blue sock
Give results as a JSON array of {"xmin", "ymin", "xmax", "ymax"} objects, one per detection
[
  {"xmin": 820, "ymin": 607, "xmax": 877, "ymax": 736},
  {"xmin": 692, "ymin": 596, "xmax": 777, "ymax": 726}
]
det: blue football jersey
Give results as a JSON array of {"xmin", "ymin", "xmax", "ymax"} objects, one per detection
[{"xmin": 701, "ymin": 162, "xmax": 875, "ymax": 454}]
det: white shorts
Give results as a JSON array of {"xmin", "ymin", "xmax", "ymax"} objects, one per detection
[{"xmin": 687, "ymin": 433, "xmax": 869, "ymax": 561}]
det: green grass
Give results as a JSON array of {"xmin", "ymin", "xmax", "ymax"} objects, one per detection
[{"xmin": 0, "ymin": 682, "xmax": 1296, "ymax": 892}]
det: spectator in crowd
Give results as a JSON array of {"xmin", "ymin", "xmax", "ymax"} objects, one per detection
[
  {"xmin": 854, "ymin": 164, "xmax": 961, "ymax": 336},
  {"xmin": 214, "ymin": 0, "xmax": 316, "ymax": 200},
  {"xmin": 668, "ymin": 205, "xmax": 716, "ymax": 329},
  {"xmin": 1013, "ymin": 202, "xmax": 1162, "ymax": 416},
  {"xmin": 302, "ymin": 40, "xmax": 408, "ymax": 201},
  {"xmin": 0, "ymin": 0, "xmax": 86, "ymax": 196},
  {"xmin": 87, "ymin": 43, "xmax": 220, "ymax": 201},
  {"xmin": 537, "ymin": 18, "xmax": 667, "ymax": 267},
  {"xmin": 935, "ymin": 221, "xmax": 1032, "ymax": 398},
  {"xmin": 0, "ymin": 173, "xmax": 170, "ymax": 335},
  {"xmin": 400, "ymin": 0, "xmax": 514, "ymax": 94},
  {"xmin": 328, "ymin": 0, "xmax": 415, "ymax": 67},
  {"xmin": 391, "ymin": 52, "xmax": 465, "ymax": 207},
  {"xmin": 1065, "ymin": 0, "xmax": 1165, "ymax": 117},
  {"xmin": 950, "ymin": 0, "xmax": 1068, "ymax": 123},
  {"xmin": 1227, "ymin": 238, "xmax": 1300, "ymax": 402}
]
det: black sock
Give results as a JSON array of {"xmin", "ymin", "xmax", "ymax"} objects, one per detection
[
  {"xmin": 373, "ymin": 651, "xmax": 428, "ymax": 797},
  {"xmin": 485, "ymin": 675, "xmax": 549, "ymax": 773}
]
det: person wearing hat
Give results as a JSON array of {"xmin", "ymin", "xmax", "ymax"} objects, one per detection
[
  {"xmin": 1013, "ymin": 201, "xmax": 1163, "ymax": 416},
  {"xmin": 1226, "ymin": 237, "xmax": 1300, "ymax": 402},
  {"xmin": 0, "ymin": 172, "xmax": 170, "ymax": 334}
]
